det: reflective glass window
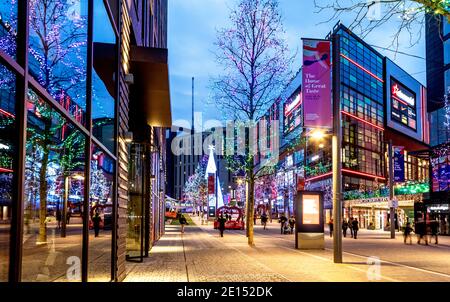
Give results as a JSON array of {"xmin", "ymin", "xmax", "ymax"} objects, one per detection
[
  {"xmin": 92, "ymin": 2, "xmax": 116, "ymax": 153},
  {"xmin": 444, "ymin": 39, "xmax": 450, "ymax": 65},
  {"xmin": 23, "ymin": 89, "xmax": 86, "ymax": 282},
  {"xmin": 89, "ymin": 144, "xmax": 113, "ymax": 281},
  {"xmin": 28, "ymin": 0, "xmax": 88, "ymax": 126},
  {"xmin": 444, "ymin": 20, "xmax": 450, "ymax": 36},
  {"xmin": 0, "ymin": 0, "xmax": 18, "ymax": 59},
  {"xmin": 0, "ymin": 63, "xmax": 15, "ymax": 281}
]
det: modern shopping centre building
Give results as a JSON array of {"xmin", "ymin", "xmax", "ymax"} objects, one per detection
[{"xmin": 255, "ymin": 23, "xmax": 432, "ymax": 232}]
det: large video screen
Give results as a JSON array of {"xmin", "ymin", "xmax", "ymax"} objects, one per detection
[{"xmin": 390, "ymin": 77, "xmax": 417, "ymax": 131}]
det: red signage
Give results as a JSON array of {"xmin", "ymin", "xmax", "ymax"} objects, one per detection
[{"xmin": 208, "ymin": 174, "xmax": 215, "ymax": 194}]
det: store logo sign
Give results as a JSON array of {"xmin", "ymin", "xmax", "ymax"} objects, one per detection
[
  {"xmin": 285, "ymin": 93, "xmax": 302, "ymax": 116},
  {"xmin": 392, "ymin": 84, "xmax": 415, "ymax": 107}
]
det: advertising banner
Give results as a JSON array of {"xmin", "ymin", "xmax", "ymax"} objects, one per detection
[
  {"xmin": 302, "ymin": 194, "xmax": 320, "ymax": 225},
  {"xmin": 393, "ymin": 146, "xmax": 405, "ymax": 183},
  {"xmin": 302, "ymin": 39, "xmax": 332, "ymax": 128}
]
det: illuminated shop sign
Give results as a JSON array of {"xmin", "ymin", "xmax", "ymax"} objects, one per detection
[
  {"xmin": 390, "ymin": 77, "xmax": 417, "ymax": 131},
  {"xmin": 284, "ymin": 93, "xmax": 302, "ymax": 116},
  {"xmin": 284, "ymin": 92, "xmax": 302, "ymax": 135}
]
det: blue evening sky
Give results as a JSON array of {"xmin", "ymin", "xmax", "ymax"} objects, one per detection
[{"xmin": 168, "ymin": 0, "xmax": 426, "ymax": 127}]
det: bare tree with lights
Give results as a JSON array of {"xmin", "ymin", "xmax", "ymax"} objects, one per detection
[
  {"xmin": 211, "ymin": 0, "xmax": 293, "ymax": 245},
  {"xmin": 314, "ymin": 0, "xmax": 450, "ymax": 51}
]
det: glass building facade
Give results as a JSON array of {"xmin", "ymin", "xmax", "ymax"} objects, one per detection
[
  {"xmin": 1, "ymin": 0, "xmax": 171, "ymax": 282},
  {"xmin": 0, "ymin": 0, "xmax": 119, "ymax": 282},
  {"xmin": 255, "ymin": 24, "xmax": 429, "ymax": 230}
]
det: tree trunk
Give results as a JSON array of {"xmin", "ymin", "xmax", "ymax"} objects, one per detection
[
  {"xmin": 39, "ymin": 146, "xmax": 49, "ymax": 243},
  {"xmin": 247, "ymin": 174, "xmax": 255, "ymax": 246}
]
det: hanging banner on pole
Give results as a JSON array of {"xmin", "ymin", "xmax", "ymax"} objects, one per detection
[
  {"xmin": 302, "ymin": 39, "xmax": 332, "ymax": 128},
  {"xmin": 208, "ymin": 174, "xmax": 215, "ymax": 194},
  {"xmin": 393, "ymin": 146, "xmax": 405, "ymax": 183}
]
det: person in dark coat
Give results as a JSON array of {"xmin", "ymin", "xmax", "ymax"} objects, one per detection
[
  {"xmin": 416, "ymin": 219, "xmax": 428, "ymax": 245},
  {"xmin": 352, "ymin": 218, "xmax": 359, "ymax": 239},
  {"xmin": 92, "ymin": 212, "xmax": 102, "ymax": 237},
  {"xmin": 348, "ymin": 217, "xmax": 354, "ymax": 237},
  {"xmin": 179, "ymin": 215, "xmax": 188, "ymax": 234},
  {"xmin": 403, "ymin": 222, "xmax": 413, "ymax": 245},
  {"xmin": 430, "ymin": 219, "xmax": 439, "ymax": 244},
  {"xmin": 279, "ymin": 214, "xmax": 288, "ymax": 234},
  {"xmin": 261, "ymin": 213, "xmax": 268, "ymax": 230},
  {"xmin": 342, "ymin": 219, "xmax": 348, "ymax": 237},
  {"xmin": 288, "ymin": 216, "xmax": 296, "ymax": 234},
  {"xmin": 218, "ymin": 214, "xmax": 227, "ymax": 237},
  {"xmin": 56, "ymin": 208, "xmax": 62, "ymax": 229}
]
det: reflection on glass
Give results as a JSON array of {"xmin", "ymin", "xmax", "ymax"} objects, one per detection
[
  {"xmin": 126, "ymin": 144, "xmax": 145, "ymax": 260},
  {"xmin": 28, "ymin": 0, "xmax": 88, "ymax": 126},
  {"xmin": 0, "ymin": 64, "xmax": 15, "ymax": 281},
  {"xmin": 0, "ymin": 0, "xmax": 17, "ymax": 59},
  {"xmin": 92, "ymin": 2, "xmax": 116, "ymax": 153},
  {"xmin": 23, "ymin": 89, "xmax": 85, "ymax": 282},
  {"xmin": 89, "ymin": 145, "xmax": 113, "ymax": 281}
]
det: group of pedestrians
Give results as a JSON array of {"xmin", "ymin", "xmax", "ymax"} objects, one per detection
[
  {"xmin": 404, "ymin": 219, "xmax": 440, "ymax": 245},
  {"xmin": 279, "ymin": 214, "xmax": 295, "ymax": 234},
  {"xmin": 329, "ymin": 217, "xmax": 359, "ymax": 239}
]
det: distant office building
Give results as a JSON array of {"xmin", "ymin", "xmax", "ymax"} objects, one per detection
[{"xmin": 425, "ymin": 15, "xmax": 450, "ymax": 235}]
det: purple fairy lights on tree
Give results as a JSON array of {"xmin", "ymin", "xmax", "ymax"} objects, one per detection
[{"xmin": 211, "ymin": 0, "xmax": 293, "ymax": 245}]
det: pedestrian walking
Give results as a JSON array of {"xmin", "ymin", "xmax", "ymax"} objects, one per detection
[
  {"xmin": 430, "ymin": 219, "xmax": 439, "ymax": 245},
  {"xmin": 218, "ymin": 214, "xmax": 226, "ymax": 237},
  {"xmin": 288, "ymin": 216, "xmax": 295, "ymax": 234},
  {"xmin": 403, "ymin": 222, "xmax": 413, "ymax": 244},
  {"xmin": 349, "ymin": 217, "xmax": 354, "ymax": 237},
  {"xmin": 92, "ymin": 212, "xmax": 102, "ymax": 237},
  {"xmin": 261, "ymin": 213, "xmax": 268, "ymax": 230},
  {"xmin": 66, "ymin": 209, "xmax": 71, "ymax": 225},
  {"xmin": 328, "ymin": 218, "xmax": 334, "ymax": 238},
  {"xmin": 179, "ymin": 214, "xmax": 188, "ymax": 234},
  {"xmin": 342, "ymin": 219, "xmax": 348, "ymax": 237},
  {"xmin": 416, "ymin": 219, "xmax": 428, "ymax": 245},
  {"xmin": 56, "ymin": 208, "xmax": 62, "ymax": 229},
  {"xmin": 279, "ymin": 214, "xmax": 287, "ymax": 235},
  {"xmin": 352, "ymin": 218, "xmax": 359, "ymax": 239}
]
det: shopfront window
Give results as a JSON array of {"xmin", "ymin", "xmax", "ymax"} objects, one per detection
[
  {"xmin": 0, "ymin": 63, "xmax": 15, "ymax": 281},
  {"xmin": 0, "ymin": 0, "xmax": 17, "ymax": 59},
  {"xmin": 28, "ymin": 0, "xmax": 88, "ymax": 126},
  {"xmin": 92, "ymin": 1, "xmax": 116, "ymax": 153},
  {"xmin": 89, "ymin": 144, "xmax": 113, "ymax": 281},
  {"xmin": 23, "ymin": 89, "xmax": 86, "ymax": 282},
  {"xmin": 126, "ymin": 143, "xmax": 145, "ymax": 261}
]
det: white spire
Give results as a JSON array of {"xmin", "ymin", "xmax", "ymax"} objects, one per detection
[{"xmin": 205, "ymin": 145, "xmax": 217, "ymax": 176}]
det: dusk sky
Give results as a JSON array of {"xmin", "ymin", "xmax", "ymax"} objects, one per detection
[{"xmin": 168, "ymin": 0, "xmax": 427, "ymax": 128}]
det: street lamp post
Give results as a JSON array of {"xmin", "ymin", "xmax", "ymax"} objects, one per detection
[
  {"xmin": 388, "ymin": 140, "xmax": 396, "ymax": 239},
  {"xmin": 332, "ymin": 34, "xmax": 343, "ymax": 263}
]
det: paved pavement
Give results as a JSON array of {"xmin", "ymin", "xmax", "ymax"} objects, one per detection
[{"xmin": 124, "ymin": 216, "xmax": 450, "ymax": 282}]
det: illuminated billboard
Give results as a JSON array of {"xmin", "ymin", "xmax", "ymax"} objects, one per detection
[
  {"xmin": 390, "ymin": 77, "xmax": 417, "ymax": 130},
  {"xmin": 302, "ymin": 194, "xmax": 320, "ymax": 225},
  {"xmin": 385, "ymin": 58, "xmax": 428, "ymax": 143}
]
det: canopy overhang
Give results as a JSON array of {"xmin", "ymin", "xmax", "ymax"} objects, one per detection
[{"xmin": 131, "ymin": 46, "xmax": 172, "ymax": 127}]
